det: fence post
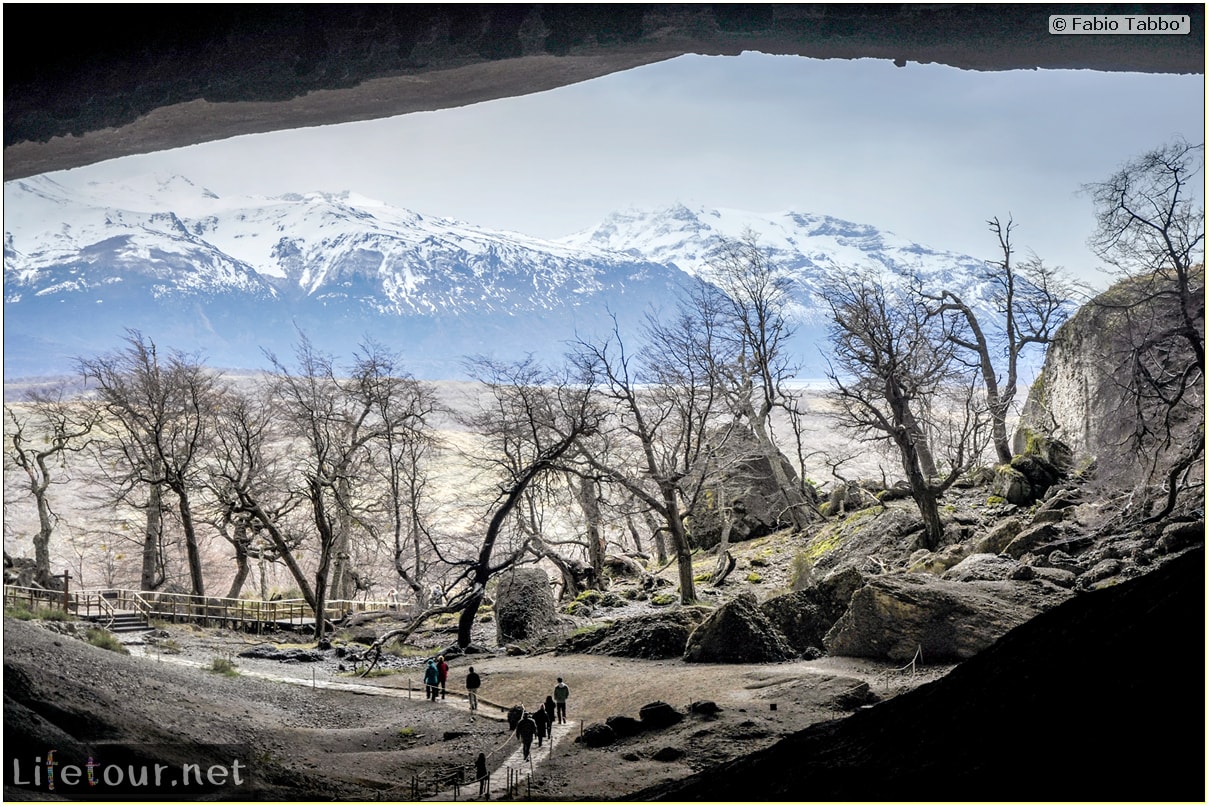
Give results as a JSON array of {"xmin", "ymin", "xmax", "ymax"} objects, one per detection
[{"xmin": 61, "ymin": 569, "xmax": 71, "ymax": 615}]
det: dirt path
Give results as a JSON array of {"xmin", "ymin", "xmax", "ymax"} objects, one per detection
[{"xmin": 103, "ymin": 623, "xmax": 954, "ymax": 801}]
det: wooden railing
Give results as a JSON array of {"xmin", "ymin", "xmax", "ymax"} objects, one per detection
[{"xmin": 4, "ymin": 583, "xmax": 398, "ymax": 633}]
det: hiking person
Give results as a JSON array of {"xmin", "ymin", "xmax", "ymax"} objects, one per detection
[
  {"xmin": 423, "ymin": 658, "xmax": 440, "ymax": 701},
  {"xmin": 515, "ymin": 711, "xmax": 537, "ymax": 761},
  {"xmin": 507, "ymin": 704, "xmax": 524, "ymax": 732},
  {"xmin": 553, "ymin": 677, "xmax": 570, "ymax": 724},
  {"xmin": 475, "ymin": 752, "xmax": 488, "ymax": 797},
  {"xmin": 466, "ymin": 666, "xmax": 482, "ymax": 712},
  {"xmin": 532, "ymin": 704, "xmax": 548, "ymax": 748},
  {"xmin": 542, "ymin": 696, "xmax": 556, "ymax": 737},
  {"xmin": 437, "ymin": 655, "xmax": 449, "ymax": 699}
]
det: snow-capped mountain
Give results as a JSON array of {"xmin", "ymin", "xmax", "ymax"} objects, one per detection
[{"xmin": 4, "ymin": 175, "xmax": 998, "ymax": 380}]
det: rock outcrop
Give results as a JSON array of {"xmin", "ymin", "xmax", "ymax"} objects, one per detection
[
  {"xmin": 685, "ymin": 426, "xmax": 804, "ymax": 549},
  {"xmin": 637, "ymin": 547, "xmax": 1206, "ymax": 802},
  {"xmin": 585, "ymin": 608, "xmax": 711, "ymax": 659},
  {"xmin": 683, "ymin": 593, "xmax": 796, "ymax": 663},
  {"xmin": 760, "ymin": 567, "xmax": 863, "ymax": 655},
  {"xmin": 823, "ymin": 574, "xmax": 1072, "ymax": 663},
  {"xmin": 1015, "ymin": 270, "xmax": 1205, "ymax": 492}
]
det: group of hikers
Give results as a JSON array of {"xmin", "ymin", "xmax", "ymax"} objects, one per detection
[
  {"xmin": 420, "ymin": 656, "xmax": 572, "ymax": 794},
  {"xmin": 422, "ymin": 655, "xmax": 450, "ymax": 700},
  {"xmin": 470, "ymin": 678, "xmax": 571, "ymax": 796},
  {"xmin": 506, "ymin": 677, "xmax": 570, "ymax": 761}
]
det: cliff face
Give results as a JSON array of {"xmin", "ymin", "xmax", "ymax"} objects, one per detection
[{"xmin": 1015, "ymin": 269, "xmax": 1205, "ymax": 488}]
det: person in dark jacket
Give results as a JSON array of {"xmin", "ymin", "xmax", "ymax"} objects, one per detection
[
  {"xmin": 553, "ymin": 677, "xmax": 570, "ymax": 723},
  {"xmin": 507, "ymin": 704, "xmax": 524, "ymax": 732},
  {"xmin": 515, "ymin": 711, "xmax": 538, "ymax": 761},
  {"xmin": 465, "ymin": 666, "xmax": 482, "ymax": 712},
  {"xmin": 475, "ymin": 752, "xmax": 488, "ymax": 797},
  {"xmin": 532, "ymin": 704, "xmax": 548, "ymax": 748},
  {"xmin": 542, "ymin": 696, "xmax": 556, "ymax": 738}
]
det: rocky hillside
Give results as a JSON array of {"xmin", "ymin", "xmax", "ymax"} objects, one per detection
[{"xmin": 635, "ymin": 545, "xmax": 1205, "ymax": 802}]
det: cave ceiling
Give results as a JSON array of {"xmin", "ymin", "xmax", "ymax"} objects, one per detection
[{"xmin": 4, "ymin": 3, "xmax": 1204, "ymax": 182}]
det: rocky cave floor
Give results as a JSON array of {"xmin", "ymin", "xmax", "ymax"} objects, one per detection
[{"xmin": 3, "ymin": 613, "xmax": 951, "ymax": 801}]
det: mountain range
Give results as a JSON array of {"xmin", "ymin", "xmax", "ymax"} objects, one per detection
[{"xmin": 3, "ymin": 174, "xmax": 998, "ymax": 381}]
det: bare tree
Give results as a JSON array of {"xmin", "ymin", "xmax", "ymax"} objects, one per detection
[
  {"xmin": 571, "ymin": 314, "xmax": 727, "ymax": 604},
  {"xmin": 204, "ymin": 381, "xmax": 311, "ymax": 601},
  {"xmin": 78, "ymin": 331, "xmax": 220, "ymax": 595},
  {"xmin": 371, "ymin": 383, "xmax": 441, "ymax": 610},
  {"xmin": 4, "ymin": 387, "xmax": 102, "ymax": 587},
  {"xmin": 1083, "ymin": 138, "xmax": 1205, "ymax": 517},
  {"xmin": 265, "ymin": 336, "xmax": 429, "ymax": 642},
  {"xmin": 923, "ymin": 216, "xmax": 1075, "ymax": 464},
  {"xmin": 353, "ymin": 358, "xmax": 598, "ymax": 668},
  {"xmin": 699, "ymin": 233, "xmax": 817, "ymax": 529},
  {"xmin": 822, "ymin": 272, "xmax": 989, "ymax": 550}
]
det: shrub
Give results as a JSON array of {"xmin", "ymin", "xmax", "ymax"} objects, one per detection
[
  {"xmin": 650, "ymin": 593, "xmax": 677, "ymax": 607},
  {"xmin": 157, "ymin": 639, "xmax": 183, "ymax": 655},
  {"xmin": 209, "ymin": 656, "xmax": 239, "ymax": 676},
  {"xmin": 6, "ymin": 604, "xmax": 70, "ymax": 621},
  {"xmin": 86, "ymin": 628, "xmax": 129, "ymax": 655},
  {"xmin": 789, "ymin": 551, "xmax": 814, "ymax": 591},
  {"xmin": 5, "ymin": 604, "xmax": 35, "ymax": 620},
  {"xmin": 745, "ymin": 572, "xmax": 763, "ymax": 584}
]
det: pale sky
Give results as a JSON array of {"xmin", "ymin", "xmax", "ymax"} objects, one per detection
[{"xmin": 44, "ymin": 52, "xmax": 1206, "ymax": 288}]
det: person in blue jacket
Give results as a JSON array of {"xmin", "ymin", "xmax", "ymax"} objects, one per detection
[{"xmin": 423, "ymin": 658, "xmax": 440, "ymax": 701}]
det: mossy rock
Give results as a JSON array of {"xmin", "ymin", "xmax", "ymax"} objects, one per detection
[
  {"xmin": 600, "ymin": 592, "xmax": 626, "ymax": 608},
  {"xmin": 564, "ymin": 601, "xmax": 594, "ymax": 617}
]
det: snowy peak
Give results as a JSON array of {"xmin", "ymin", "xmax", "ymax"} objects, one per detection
[
  {"xmin": 3, "ymin": 175, "xmax": 1000, "ymax": 379},
  {"xmin": 560, "ymin": 203, "xmax": 984, "ymax": 285}
]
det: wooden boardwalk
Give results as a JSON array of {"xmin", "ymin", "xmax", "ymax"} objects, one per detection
[{"xmin": 3, "ymin": 584, "xmax": 393, "ymax": 634}]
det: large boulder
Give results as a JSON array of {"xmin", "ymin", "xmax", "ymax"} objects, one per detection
[
  {"xmin": 684, "ymin": 426, "xmax": 805, "ymax": 549},
  {"xmin": 759, "ymin": 591, "xmax": 829, "ymax": 655},
  {"xmin": 494, "ymin": 567, "xmax": 559, "ymax": 645},
  {"xmin": 823, "ymin": 574, "xmax": 1071, "ymax": 663},
  {"xmin": 638, "ymin": 701, "xmax": 683, "ymax": 730},
  {"xmin": 683, "ymin": 593, "xmax": 796, "ymax": 663},
  {"xmin": 760, "ymin": 568, "xmax": 862, "ymax": 654},
  {"xmin": 970, "ymin": 516, "xmax": 1024, "ymax": 555},
  {"xmin": 1014, "ymin": 272, "xmax": 1204, "ymax": 493},
  {"xmin": 579, "ymin": 723, "xmax": 616, "ymax": 748},
  {"xmin": 587, "ymin": 608, "xmax": 710, "ymax": 659},
  {"xmin": 992, "ymin": 452, "xmax": 1064, "ymax": 506}
]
